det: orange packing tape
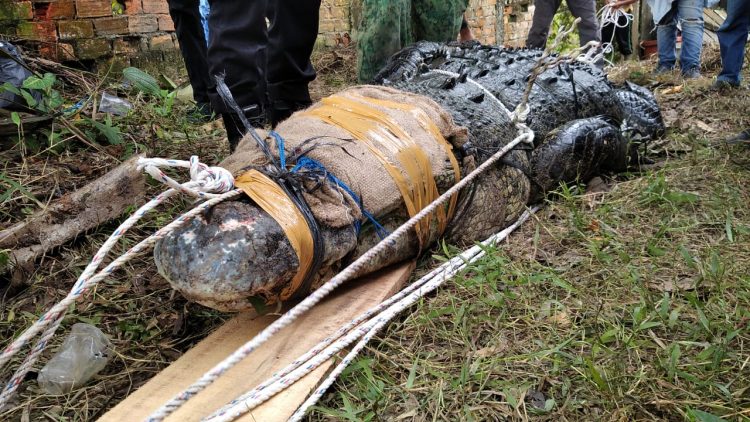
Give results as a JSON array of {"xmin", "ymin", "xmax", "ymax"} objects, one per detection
[
  {"xmin": 234, "ymin": 170, "xmax": 314, "ymax": 302},
  {"xmin": 302, "ymin": 93, "xmax": 461, "ymax": 246}
]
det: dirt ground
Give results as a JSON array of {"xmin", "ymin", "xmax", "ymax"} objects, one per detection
[{"xmin": 0, "ymin": 43, "xmax": 748, "ymax": 421}]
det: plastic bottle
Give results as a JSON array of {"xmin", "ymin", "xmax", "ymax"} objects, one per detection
[{"xmin": 37, "ymin": 323, "xmax": 112, "ymax": 395}]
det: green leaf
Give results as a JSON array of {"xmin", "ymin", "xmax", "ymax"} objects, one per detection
[
  {"xmin": 405, "ymin": 359, "xmax": 418, "ymax": 389},
  {"xmin": 678, "ymin": 245, "xmax": 697, "ymax": 269},
  {"xmin": 1, "ymin": 82, "xmax": 21, "ymax": 95},
  {"xmin": 22, "ymin": 73, "xmax": 55, "ymax": 90},
  {"xmin": 695, "ymin": 305, "xmax": 711, "ymax": 335},
  {"xmin": 10, "ymin": 111, "xmax": 20, "ymax": 126},
  {"xmin": 725, "ymin": 214, "xmax": 734, "ymax": 243},
  {"xmin": 688, "ymin": 408, "xmax": 728, "ymax": 422},
  {"xmin": 85, "ymin": 117, "xmax": 123, "ymax": 145},
  {"xmin": 637, "ymin": 321, "xmax": 662, "ymax": 331},
  {"xmin": 20, "ymin": 89, "xmax": 37, "ymax": 108}
]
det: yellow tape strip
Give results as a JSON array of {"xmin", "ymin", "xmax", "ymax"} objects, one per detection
[
  {"xmin": 301, "ymin": 93, "xmax": 461, "ymax": 245},
  {"xmin": 234, "ymin": 170, "xmax": 314, "ymax": 301}
]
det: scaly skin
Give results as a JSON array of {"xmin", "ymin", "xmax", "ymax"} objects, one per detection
[{"xmin": 154, "ymin": 42, "xmax": 665, "ymax": 311}]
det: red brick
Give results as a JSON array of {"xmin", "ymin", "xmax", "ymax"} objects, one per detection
[
  {"xmin": 128, "ymin": 14, "xmax": 157, "ymax": 32},
  {"xmin": 94, "ymin": 16, "xmax": 128, "ymax": 35},
  {"xmin": 157, "ymin": 14, "xmax": 173, "ymax": 31},
  {"xmin": 142, "ymin": 0, "xmax": 168, "ymax": 14},
  {"xmin": 40, "ymin": 42, "xmax": 77, "ymax": 61},
  {"xmin": 124, "ymin": 0, "xmax": 142, "ymax": 15},
  {"xmin": 76, "ymin": 37, "xmax": 111, "ymax": 59},
  {"xmin": 46, "ymin": 1, "xmax": 77, "ymax": 19},
  {"xmin": 148, "ymin": 33, "xmax": 172, "ymax": 51},
  {"xmin": 58, "ymin": 20, "xmax": 95, "ymax": 39},
  {"xmin": 0, "ymin": 1, "xmax": 33, "ymax": 21},
  {"xmin": 16, "ymin": 21, "xmax": 57, "ymax": 42},
  {"xmin": 76, "ymin": 0, "xmax": 111, "ymax": 18},
  {"xmin": 113, "ymin": 37, "xmax": 139, "ymax": 55}
]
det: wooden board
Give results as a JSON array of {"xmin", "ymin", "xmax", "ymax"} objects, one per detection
[{"xmin": 100, "ymin": 262, "xmax": 414, "ymax": 422}]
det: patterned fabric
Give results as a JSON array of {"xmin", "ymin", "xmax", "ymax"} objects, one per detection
[{"xmin": 352, "ymin": 0, "xmax": 469, "ymax": 82}]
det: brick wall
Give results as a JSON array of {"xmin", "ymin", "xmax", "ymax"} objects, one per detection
[
  {"xmin": 0, "ymin": 0, "xmax": 535, "ymax": 67},
  {"xmin": 0, "ymin": 0, "xmax": 177, "ymax": 66}
]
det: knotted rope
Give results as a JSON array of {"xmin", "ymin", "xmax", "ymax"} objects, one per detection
[
  {"xmin": 0, "ymin": 156, "xmax": 238, "ymax": 409},
  {"xmin": 597, "ymin": 0, "xmax": 634, "ymax": 66}
]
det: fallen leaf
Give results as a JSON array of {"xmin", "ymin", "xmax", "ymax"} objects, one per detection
[
  {"xmin": 547, "ymin": 311, "xmax": 572, "ymax": 327},
  {"xmin": 693, "ymin": 119, "xmax": 715, "ymax": 132},
  {"xmin": 648, "ymin": 277, "xmax": 696, "ymax": 292},
  {"xmin": 660, "ymin": 84, "xmax": 684, "ymax": 95},
  {"xmin": 472, "ymin": 345, "xmax": 507, "ymax": 358}
]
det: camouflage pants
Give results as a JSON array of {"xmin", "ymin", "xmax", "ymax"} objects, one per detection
[{"xmin": 352, "ymin": 0, "xmax": 469, "ymax": 82}]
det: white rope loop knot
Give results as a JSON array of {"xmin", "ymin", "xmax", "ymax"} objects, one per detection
[
  {"xmin": 0, "ymin": 155, "xmax": 238, "ymax": 409},
  {"xmin": 137, "ymin": 156, "xmax": 235, "ymax": 198}
]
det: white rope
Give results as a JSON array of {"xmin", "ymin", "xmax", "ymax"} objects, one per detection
[
  {"xmin": 0, "ymin": 156, "xmax": 236, "ymax": 408},
  {"xmin": 208, "ymin": 206, "xmax": 540, "ymax": 422},
  {"xmin": 597, "ymin": 1, "xmax": 634, "ymax": 67},
  {"xmin": 145, "ymin": 119, "xmax": 534, "ymax": 422}
]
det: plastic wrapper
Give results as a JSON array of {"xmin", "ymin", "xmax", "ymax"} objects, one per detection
[
  {"xmin": 37, "ymin": 323, "xmax": 111, "ymax": 395},
  {"xmin": 99, "ymin": 92, "xmax": 132, "ymax": 116}
]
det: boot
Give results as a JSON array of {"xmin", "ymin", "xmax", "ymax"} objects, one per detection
[{"xmin": 222, "ymin": 103, "xmax": 266, "ymax": 152}]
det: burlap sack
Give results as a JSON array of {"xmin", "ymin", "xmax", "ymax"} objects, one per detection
[{"xmin": 220, "ymin": 85, "xmax": 468, "ymax": 229}]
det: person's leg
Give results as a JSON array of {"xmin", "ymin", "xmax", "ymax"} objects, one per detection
[
  {"xmin": 655, "ymin": 2, "xmax": 678, "ymax": 71},
  {"xmin": 566, "ymin": 0, "xmax": 601, "ymax": 46},
  {"xmin": 354, "ymin": 0, "xmax": 411, "ymax": 83},
  {"xmin": 526, "ymin": 0, "xmax": 562, "ymax": 49},
  {"xmin": 412, "ymin": 0, "xmax": 465, "ymax": 42},
  {"xmin": 206, "ymin": 0, "xmax": 268, "ymax": 150},
  {"xmin": 615, "ymin": 13, "xmax": 633, "ymax": 56},
  {"xmin": 717, "ymin": 0, "xmax": 750, "ymax": 85},
  {"xmin": 167, "ymin": 0, "xmax": 213, "ymax": 106},
  {"xmin": 266, "ymin": 0, "xmax": 321, "ymax": 126},
  {"xmin": 675, "ymin": 0, "xmax": 705, "ymax": 76}
]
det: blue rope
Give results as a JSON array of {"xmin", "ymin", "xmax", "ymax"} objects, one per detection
[{"xmin": 270, "ymin": 131, "xmax": 389, "ymax": 239}]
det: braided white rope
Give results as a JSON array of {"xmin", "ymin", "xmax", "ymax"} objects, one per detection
[
  {"xmin": 146, "ymin": 117, "xmax": 535, "ymax": 422},
  {"xmin": 208, "ymin": 206, "xmax": 540, "ymax": 422},
  {"xmin": 597, "ymin": 1, "xmax": 634, "ymax": 67},
  {"xmin": 0, "ymin": 157, "xmax": 236, "ymax": 408}
]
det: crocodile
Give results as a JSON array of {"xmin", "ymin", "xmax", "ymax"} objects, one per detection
[{"xmin": 153, "ymin": 42, "xmax": 664, "ymax": 311}]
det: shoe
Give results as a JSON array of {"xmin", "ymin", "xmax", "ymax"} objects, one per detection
[
  {"xmin": 725, "ymin": 129, "xmax": 750, "ymax": 146},
  {"xmin": 712, "ymin": 79, "xmax": 740, "ymax": 91},
  {"xmin": 186, "ymin": 102, "xmax": 216, "ymax": 124},
  {"xmin": 222, "ymin": 103, "xmax": 266, "ymax": 152},
  {"xmin": 681, "ymin": 67, "xmax": 702, "ymax": 79},
  {"xmin": 654, "ymin": 65, "xmax": 674, "ymax": 75}
]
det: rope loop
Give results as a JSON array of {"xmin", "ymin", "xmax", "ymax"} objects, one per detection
[{"xmin": 137, "ymin": 156, "xmax": 235, "ymax": 199}]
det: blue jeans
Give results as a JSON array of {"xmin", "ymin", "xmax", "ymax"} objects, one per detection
[
  {"xmin": 717, "ymin": 0, "xmax": 750, "ymax": 85},
  {"xmin": 656, "ymin": 0, "xmax": 704, "ymax": 72}
]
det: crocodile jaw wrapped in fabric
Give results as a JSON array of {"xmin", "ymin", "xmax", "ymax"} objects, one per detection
[{"xmin": 154, "ymin": 42, "xmax": 665, "ymax": 312}]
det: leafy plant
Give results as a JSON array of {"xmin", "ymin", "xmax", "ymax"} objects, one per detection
[{"xmin": 1, "ymin": 72, "xmax": 63, "ymax": 114}]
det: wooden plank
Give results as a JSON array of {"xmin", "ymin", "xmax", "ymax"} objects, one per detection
[{"xmin": 100, "ymin": 262, "xmax": 414, "ymax": 422}]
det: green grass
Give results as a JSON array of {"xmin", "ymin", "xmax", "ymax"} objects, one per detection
[{"xmin": 312, "ymin": 142, "xmax": 750, "ymax": 421}]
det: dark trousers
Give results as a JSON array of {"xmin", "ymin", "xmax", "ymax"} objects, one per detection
[
  {"xmin": 717, "ymin": 0, "xmax": 750, "ymax": 85},
  {"xmin": 601, "ymin": 14, "xmax": 633, "ymax": 56},
  {"xmin": 526, "ymin": 0, "xmax": 601, "ymax": 49},
  {"xmin": 206, "ymin": 0, "xmax": 321, "ymax": 115},
  {"xmin": 167, "ymin": 0, "xmax": 213, "ymax": 105}
]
